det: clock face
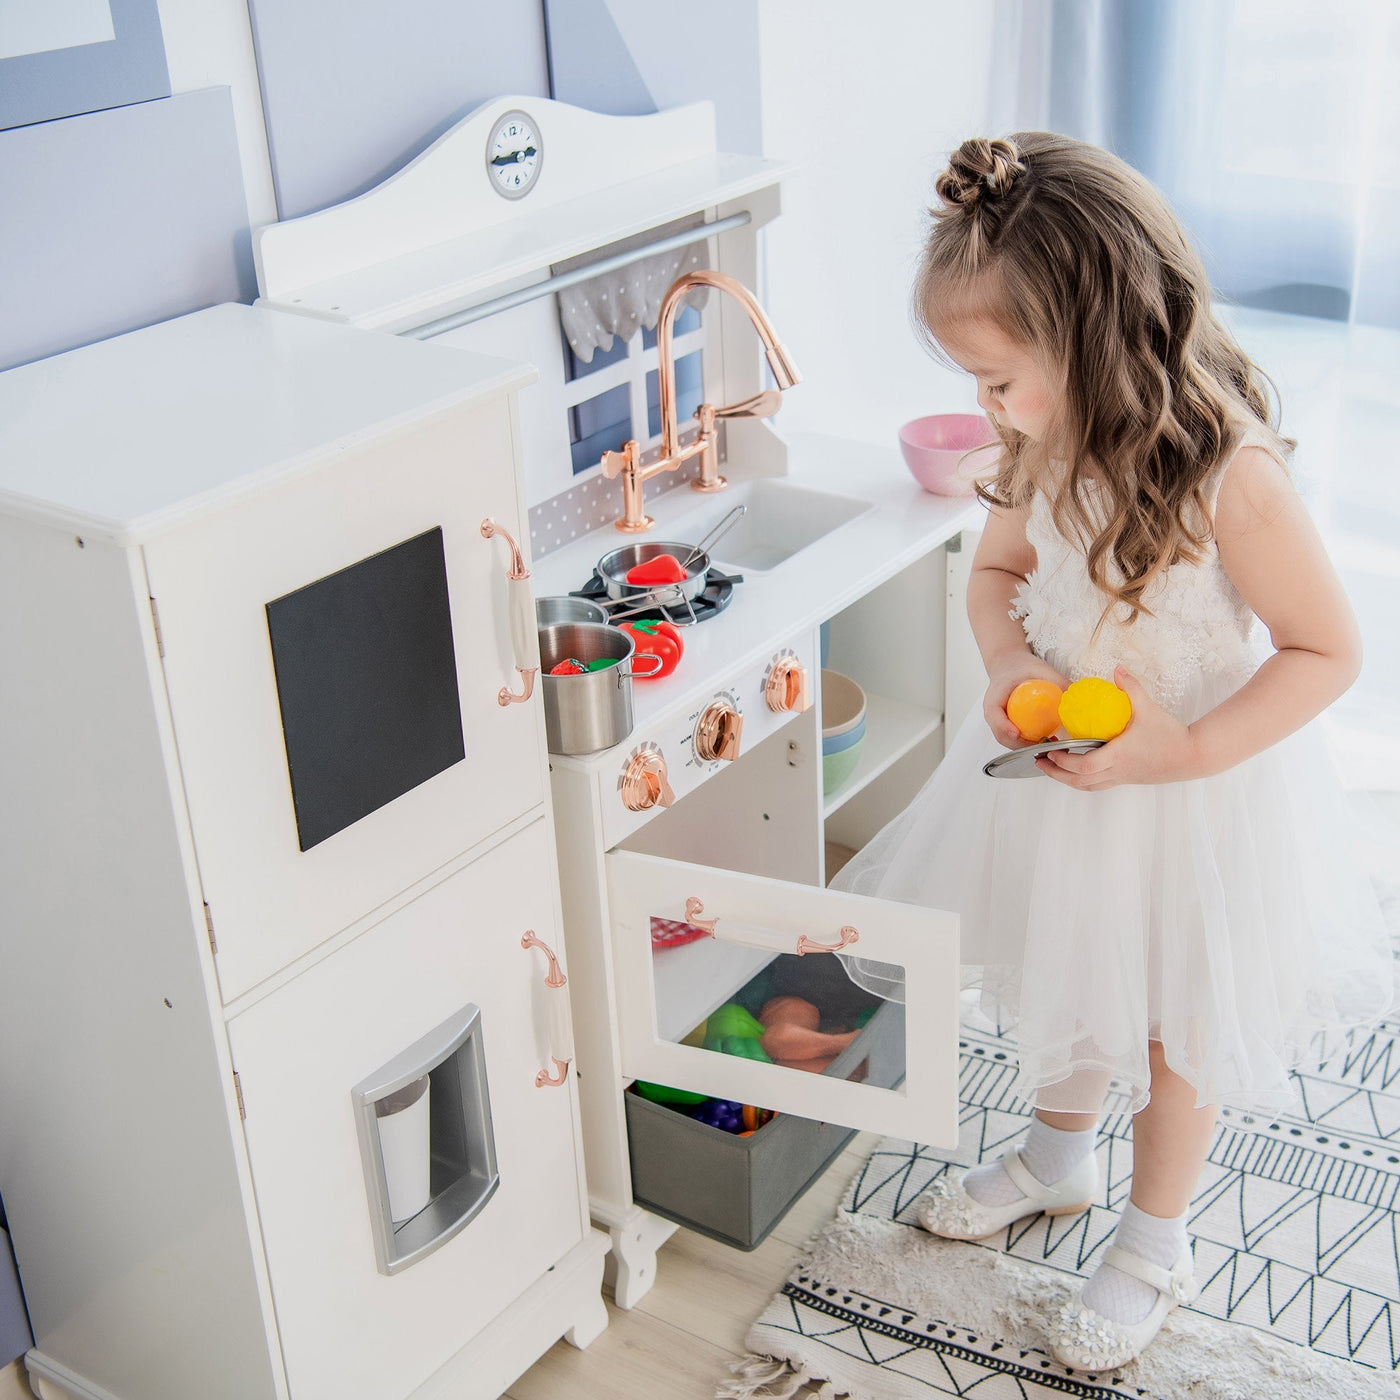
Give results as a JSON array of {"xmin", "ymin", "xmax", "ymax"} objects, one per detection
[{"xmin": 486, "ymin": 110, "xmax": 542, "ymax": 200}]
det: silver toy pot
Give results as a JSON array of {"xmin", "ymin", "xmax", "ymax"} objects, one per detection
[{"xmin": 538, "ymin": 621, "xmax": 663, "ymax": 755}]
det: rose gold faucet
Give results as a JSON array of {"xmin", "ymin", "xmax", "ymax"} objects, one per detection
[{"xmin": 600, "ymin": 269, "xmax": 801, "ymax": 532}]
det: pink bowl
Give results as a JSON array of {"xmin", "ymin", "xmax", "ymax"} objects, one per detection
[{"xmin": 898, "ymin": 414, "xmax": 1000, "ymax": 496}]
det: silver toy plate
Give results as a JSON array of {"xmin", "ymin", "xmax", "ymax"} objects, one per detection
[{"xmin": 983, "ymin": 738, "xmax": 1106, "ymax": 779}]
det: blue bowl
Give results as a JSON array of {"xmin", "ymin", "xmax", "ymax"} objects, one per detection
[{"xmin": 821, "ymin": 718, "xmax": 867, "ymax": 755}]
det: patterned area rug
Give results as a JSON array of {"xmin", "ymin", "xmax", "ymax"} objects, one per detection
[{"xmin": 719, "ymin": 1006, "xmax": 1400, "ymax": 1400}]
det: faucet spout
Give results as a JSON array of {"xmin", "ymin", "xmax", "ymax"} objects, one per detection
[
  {"xmin": 656, "ymin": 269, "xmax": 802, "ymax": 462},
  {"xmin": 600, "ymin": 268, "xmax": 801, "ymax": 531}
]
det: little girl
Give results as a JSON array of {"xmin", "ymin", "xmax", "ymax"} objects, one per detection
[{"xmin": 831, "ymin": 133, "xmax": 1394, "ymax": 1371}]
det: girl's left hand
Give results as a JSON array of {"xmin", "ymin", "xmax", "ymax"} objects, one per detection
[{"xmin": 1036, "ymin": 667, "xmax": 1201, "ymax": 789}]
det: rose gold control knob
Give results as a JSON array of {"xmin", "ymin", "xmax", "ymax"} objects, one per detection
[
  {"xmin": 694, "ymin": 700, "xmax": 743, "ymax": 763},
  {"xmin": 619, "ymin": 745, "xmax": 675, "ymax": 812},
  {"xmin": 764, "ymin": 655, "xmax": 811, "ymax": 714}
]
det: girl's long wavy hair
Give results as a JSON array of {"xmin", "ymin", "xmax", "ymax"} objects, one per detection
[{"xmin": 916, "ymin": 132, "xmax": 1290, "ymax": 622}]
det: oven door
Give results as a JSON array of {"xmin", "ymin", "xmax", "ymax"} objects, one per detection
[{"xmin": 605, "ymin": 848, "xmax": 959, "ymax": 1145}]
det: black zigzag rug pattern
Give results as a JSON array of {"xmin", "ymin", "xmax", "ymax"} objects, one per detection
[
  {"xmin": 849, "ymin": 1012, "xmax": 1400, "ymax": 1376},
  {"xmin": 764, "ymin": 1273, "xmax": 1150, "ymax": 1398}
]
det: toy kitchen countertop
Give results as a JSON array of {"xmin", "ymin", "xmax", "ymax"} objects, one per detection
[{"xmin": 531, "ymin": 429, "xmax": 984, "ymax": 760}]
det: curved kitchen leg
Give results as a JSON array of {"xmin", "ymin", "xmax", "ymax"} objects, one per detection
[
  {"xmin": 563, "ymin": 1286, "xmax": 610, "ymax": 1350},
  {"xmin": 604, "ymin": 1207, "xmax": 678, "ymax": 1311}
]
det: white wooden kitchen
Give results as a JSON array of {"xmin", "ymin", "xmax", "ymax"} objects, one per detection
[{"xmin": 0, "ymin": 97, "xmax": 985, "ymax": 1400}]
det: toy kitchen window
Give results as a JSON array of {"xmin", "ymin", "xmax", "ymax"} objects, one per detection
[{"xmin": 563, "ymin": 304, "xmax": 707, "ymax": 476}]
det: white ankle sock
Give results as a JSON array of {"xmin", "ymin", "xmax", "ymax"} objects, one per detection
[
  {"xmin": 1082, "ymin": 1200, "xmax": 1189, "ymax": 1325},
  {"xmin": 963, "ymin": 1116, "xmax": 1097, "ymax": 1206}
]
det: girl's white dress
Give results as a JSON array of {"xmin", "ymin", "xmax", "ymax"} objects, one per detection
[{"xmin": 831, "ymin": 432, "xmax": 1395, "ymax": 1114}]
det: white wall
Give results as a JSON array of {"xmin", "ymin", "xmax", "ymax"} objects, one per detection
[
  {"xmin": 756, "ymin": 0, "xmax": 1001, "ymax": 447},
  {"xmin": 155, "ymin": 0, "xmax": 276, "ymax": 227}
]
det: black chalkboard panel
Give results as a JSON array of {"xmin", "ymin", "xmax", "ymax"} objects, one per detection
[{"xmin": 266, "ymin": 527, "xmax": 465, "ymax": 851}]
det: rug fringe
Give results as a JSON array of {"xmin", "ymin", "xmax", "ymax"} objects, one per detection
[{"xmin": 716, "ymin": 1352, "xmax": 840, "ymax": 1399}]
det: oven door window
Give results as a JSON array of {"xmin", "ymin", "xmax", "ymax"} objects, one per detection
[{"xmin": 606, "ymin": 848, "xmax": 960, "ymax": 1146}]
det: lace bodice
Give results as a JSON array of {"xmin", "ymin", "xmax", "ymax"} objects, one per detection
[{"xmin": 1011, "ymin": 447, "xmax": 1265, "ymax": 717}]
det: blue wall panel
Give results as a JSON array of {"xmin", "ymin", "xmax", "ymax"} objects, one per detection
[
  {"xmin": 0, "ymin": 88, "xmax": 254, "ymax": 372},
  {"xmin": 0, "ymin": 0, "xmax": 169, "ymax": 132},
  {"xmin": 246, "ymin": 0, "xmax": 552, "ymax": 220}
]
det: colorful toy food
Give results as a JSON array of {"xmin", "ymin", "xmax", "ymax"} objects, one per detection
[
  {"xmin": 757, "ymin": 996, "xmax": 858, "ymax": 1072},
  {"xmin": 633, "ymin": 1081, "xmax": 707, "ymax": 1106},
  {"xmin": 703, "ymin": 1002, "xmax": 773, "ymax": 1063},
  {"xmin": 548, "ymin": 658, "xmax": 588, "ymax": 676},
  {"xmin": 687, "ymin": 1099, "xmax": 774, "ymax": 1136},
  {"xmin": 1059, "ymin": 676, "xmax": 1133, "ymax": 740},
  {"xmin": 625, "ymin": 554, "xmax": 687, "ymax": 585},
  {"xmin": 1006, "ymin": 678, "xmax": 1064, "ymax": 742},
  {"xmin": 617, "ymin": 618, "xmax": 684, "ymax": 678},
  {"xmin": 690, "ymin": 1098, "xmax": 746, "ymax": 1132}
]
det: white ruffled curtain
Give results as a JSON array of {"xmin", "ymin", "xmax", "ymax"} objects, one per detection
[
  {"xmin": 999, "ymin": 0, "xmax": 1400, "ymax": 794},
  {"xmin": 552, "ymin": 215, "xmax": 710, "ymax": 363}
]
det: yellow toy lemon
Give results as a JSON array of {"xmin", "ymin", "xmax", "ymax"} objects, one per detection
[{"xmin": 1058, "ymin": 676, "xmax": 1132, "ymax": 741}]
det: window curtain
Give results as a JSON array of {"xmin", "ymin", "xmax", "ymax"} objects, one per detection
[{"xmin": 1009, "ymin": 0, "xmax": 1400, "ymax": 327}]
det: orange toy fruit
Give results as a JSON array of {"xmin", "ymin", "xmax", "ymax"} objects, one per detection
[
  {"xmin": 1006, "ymin": 679, "xmax": 1064, "ymax": 742},
  {"xmin": 1058, "ymin": 676, "xmax": 1132, "ymax": 740}
]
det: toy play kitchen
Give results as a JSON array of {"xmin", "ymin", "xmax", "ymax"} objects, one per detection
[{"xmin": 0, "ymin": 96, "xmax": 985, "ymax": 1400}]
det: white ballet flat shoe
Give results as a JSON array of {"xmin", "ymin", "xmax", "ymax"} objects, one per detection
[
  {"xmin": 1047, "ymin": 1241, "xmax": 1198, "ymax": 1372},
  {"xmin": 913, "ymin": 1144, "xmax": 1097, "ymax": 1241}
]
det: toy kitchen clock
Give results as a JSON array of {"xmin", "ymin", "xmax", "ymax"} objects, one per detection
[{"xmin": 486, "ymin": 108, "xmax": 542, "ymax": 199}]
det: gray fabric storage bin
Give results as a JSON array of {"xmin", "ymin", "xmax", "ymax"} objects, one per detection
[{"xmin": 624, "ymin": 1001, "xmax": 906, "ymax": 1250}]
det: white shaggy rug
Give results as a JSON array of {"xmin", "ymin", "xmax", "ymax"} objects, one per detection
[{"xmin": 720, "ymin": 1008, "xmax": 1400, "ymax": 1400}]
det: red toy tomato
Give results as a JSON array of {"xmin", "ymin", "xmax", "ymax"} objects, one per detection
[
  {"xmin": 617, "ymin": 619, "xmax": 683, "ymax": 678},
  {"xmin": 625, "ymin": 554, "xmax": 687, "ymax": 586}
]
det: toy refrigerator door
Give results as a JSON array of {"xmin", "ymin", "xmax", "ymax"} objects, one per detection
[
  {"xmin": 143, "ymin": 397, "xmax": 546, "ymax": 1001},
  {"xmin": 226, "ymin": 819, "xmax": 585, "ymax": 1400},
  {"xmin": 606, "ymin": 848, "xmax": 960, "ymax": 1146}
]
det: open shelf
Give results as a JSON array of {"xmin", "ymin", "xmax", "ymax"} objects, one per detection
[{"xmin": 822, "ymin": 691, "xmax": 942, "ymax": 820}]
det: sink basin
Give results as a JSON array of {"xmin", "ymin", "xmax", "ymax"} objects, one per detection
[{"xmin": 667, "ymin": 478, "xmax": 873, "ymax": 573}]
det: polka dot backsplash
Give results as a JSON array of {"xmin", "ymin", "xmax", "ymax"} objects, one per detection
[{"xmin": 528, "ymin": 459, "xmax": 702, "ymax": 559}]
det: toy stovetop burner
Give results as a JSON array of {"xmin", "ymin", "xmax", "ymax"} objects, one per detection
[{"xmin": 569, "ymin": 563, "xmax": 742, "ymax": 626}]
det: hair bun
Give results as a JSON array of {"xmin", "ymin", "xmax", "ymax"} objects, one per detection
[{"xmin": 936, "ymin": 137, "xmax": 1025, "ymax": 209}]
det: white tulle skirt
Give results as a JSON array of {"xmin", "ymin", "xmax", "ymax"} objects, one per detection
[{"xmin": 830, "ymin": 668, "xmax": 1396, "ymax": 1115}]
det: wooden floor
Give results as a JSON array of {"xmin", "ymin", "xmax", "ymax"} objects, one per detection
[
  {"xmin": 505, "ymin": 1132, "xmax": 879, "ymax": 1400},
  {"xmin": 0, "ymin": 1133, "xmax": 878, "ymax": 1400}
]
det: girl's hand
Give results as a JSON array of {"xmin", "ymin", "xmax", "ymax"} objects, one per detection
[
  {"xmin": 983, "ymin": 656, "xmax": 1070, "ymax": 748},
  {"xmin": 1037, "ymin": 667, "xmax": 1201, "ymax": 789}
]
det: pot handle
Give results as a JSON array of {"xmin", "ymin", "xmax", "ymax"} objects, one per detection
[{"xmin": 620, "ymin": 654, "xmax": 666, "ymax": 681}]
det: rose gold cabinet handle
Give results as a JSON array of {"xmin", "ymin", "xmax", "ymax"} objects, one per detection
[
  {"xmin": 521, "ymin": 931, "xmax": 573, "ymax": 1088},
  {"xmin": 685, "ymin": 899, "xmax": 860, "ymax": 957},
  {"xmin": 481, "ymin": 518, "xmax": 539, "ymax": 706},
  {"xmin": 521, "ymin": 931, "xmax": 566, "ymax": 987},
  {"xmin": 535, "ymin": 1056, "xmax": 571, "ymax": 1088},
  {"xmin": 480, "ymin": 517, "xmax": 529, "ymax": 579},
  {"xmin": 797, "ymin": 926, "xmax": 860, "ymax": 956},
  {"xmin": 683, "ymin": 897, "xmax": 718, "ymax": 933}
]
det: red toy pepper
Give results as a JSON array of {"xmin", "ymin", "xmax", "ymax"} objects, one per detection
[
  {"xmin": 617, "ymin": 619, "xmax": 683, "ymax": 679},
  {"xmin": 625, "ymin": 554, "xmax": 687, "ymax": 585}
]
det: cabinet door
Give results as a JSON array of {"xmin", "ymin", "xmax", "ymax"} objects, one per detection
[
  {"xmin": 144, "ymin": 399, "xmax": 545, "ymax": 1000},
  {"xmin": 606, "ymin": 849, "xmax": 959, "ymax": 1145},
  {"xmin": 227, "ymin": 820, "xmax": 585, "ymax": 1400}
]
